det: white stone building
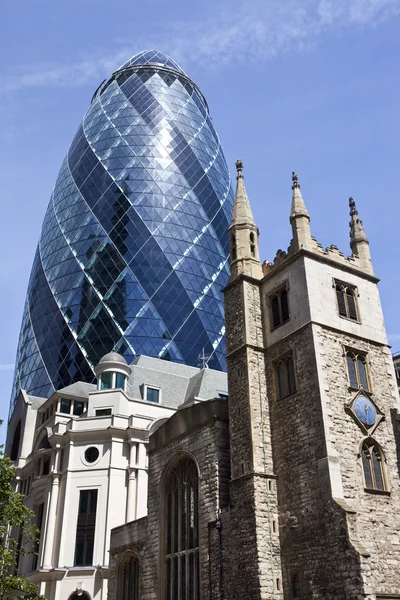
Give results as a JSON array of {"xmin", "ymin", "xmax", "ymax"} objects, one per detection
[{"xmin": 6, "ymin": 353, "xmax": 227, "ymax": 600}]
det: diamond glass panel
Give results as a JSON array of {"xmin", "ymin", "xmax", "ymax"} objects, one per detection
[{"xmin": 9, "ymin": 50, "xmax": 233, "ymax": 417}]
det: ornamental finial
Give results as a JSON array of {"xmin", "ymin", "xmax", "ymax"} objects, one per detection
[
  {"xmin": 292, "ymin": 171, "xmax": 300, "ymax": 190},
  {"xmin": 349, "ymin": 197, "xmax": 358, "ymax": 216},
  {"xmin": 235, "ymin": 160, "xmax": 244, "ymax": 178}
]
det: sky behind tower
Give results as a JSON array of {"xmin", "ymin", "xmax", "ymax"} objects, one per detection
[{"xmin": 1, "ymin": 0, "xmax": 400, "ymax": 431}]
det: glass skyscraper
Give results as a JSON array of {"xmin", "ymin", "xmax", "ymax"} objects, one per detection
[{"xmin": 10, "ymin": 50, "xmax": 233, "ymax": 416}]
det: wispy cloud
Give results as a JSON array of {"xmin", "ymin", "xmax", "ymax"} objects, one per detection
[
  {"xmin": 2, "ymin": 0, "xmax": 400, "ymax": 93},
  {"xmin": 388, "ymin": 334, "xmax": 400, "ymax": 342},
  {"xmin": 0, "ymin": 364, "xmax": 14, "ymax": 371}
]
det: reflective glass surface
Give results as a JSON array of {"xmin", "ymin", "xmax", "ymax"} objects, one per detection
[{"xmin": 10, "ymin": 50, "xmax": 233, "ymax": 416}]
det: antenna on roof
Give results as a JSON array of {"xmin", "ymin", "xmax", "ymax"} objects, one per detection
[{"xmin": 198, "ymin": 348, "xmax": 210, "ymax": 369}]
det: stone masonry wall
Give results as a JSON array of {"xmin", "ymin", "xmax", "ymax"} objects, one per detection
[
  {"xmin": 314, "ymin": 325, "xmax": 400, "ymax": 597},
  {"xmin": 225, "ymin": 276, "xmax": 283, "ymax": 599},
  {"xmin": 108, "ymin": 400, "xmax": 230, "ymax": 600},
  {"xmin": 265, "ymin": 324, "xmax": 371, "ymax": 600}
]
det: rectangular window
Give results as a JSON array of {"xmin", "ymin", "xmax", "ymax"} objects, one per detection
[
  {"xmin": 146, "ymin": 387, "xmax": 160, "ymax": 403},
  {"xmin": 218, "ymin": 393, "xmax": 228, "ymax": 401},
  {"xmin": 270, "ymin": 286, "xmax": 290, "ymax": 329},
  {"xmin": 60, "ymin": 398, "xmax": 71, "ymax": 414},
  {"xmin": 101, "ymin": 372, "xmax": 112, "ymax": 390},
  {"xmin": 73, "ymin": 401, "xmax": 85, "ymax": 416},
  {"xmin": 335, "ymin": 281, "xmax": 359, "ymax": 321},
  {"xmin": 95, "ymin": 408, "xmax": 112, "ymax": 416},
  {"xmin": 345, "ymin": 349, "xmax": 370, "ymax": 392},
  {"xmin": 115, "ymin": 372, "xmax": 125, "ymax": 390},
  {"xmin": 275, "ymin": 354, "xmax": 296, "ymax": 399},
  {"xmin": 32, "ymin": 503, "xmax": 44, "ymax": 571},
  {"xmin": 74, "ymin": 489, "xmax": 98, "ymax": 566}
]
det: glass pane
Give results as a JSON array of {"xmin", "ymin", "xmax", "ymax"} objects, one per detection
[
  {"xmin": 147, "ymin": 387, "xmax": 160, "ymax": 402},
  {"xmin": 101, "ymin": 372, "xmax": 112, "ymax": 390},
  {"xmin": 278, "ymin": 362, "xmax": 289, "ymax": 399},
  {"xmin": 362, "ymin": 447, "xmax": 373, "ymax": 489},
  {"xmin": 271, "ymin": 295, "xmax": 280, "ymax": 327},
  {"xmin": 372, "ymin": 448, "xmax": 384, "ymax": 490},
  {"xmin": 346, "ymin": 290, "xmax": 358, "ymax": 320},
  {"xmin": 287, "ymin": 357, "xmax": 296, "ymax": 395},
  {"xmin": 181, "ymin": 553, "xmax": 186, "ymax": 600},
  {"xmin": 346, "ymin": 355, "xmax": 358, "ymax": 388},
  {"xmin": 60, "ymin": 398, "xmax": 71, "ymax": 414},
  {"xmin": 336, "ymin": 286, "xmax": 347, "ymax": 316},
  {"xmin": 73, "ymin": 400, "xmax": 84, "ymax": 416},
  {"xmin": 166, "ymin": 559, "xmax": 171, "ymax": 600},
  {"xmin": 115, "ymin": 372, "xmax": 125, "ymax": 389},
  {"xmin": 357, "ymin": 358, "xmax": 369, "ymax": 391},
  {"xmin": 280, "ymin": 289, "xmax": 289, "ymax": 322}
]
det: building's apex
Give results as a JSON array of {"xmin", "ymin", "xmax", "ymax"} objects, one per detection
[
  {"xmin": 98, "ymin": 352, "xmax": 128, "ymax": 366},
  {"xmin": 118, "ymin": 49, "xmax": 186, "ymax": 76},
  {"xmin": 290, "ymin": 171, "xmax": 310, "ymax": 221},
  {"xmin": 229, "ymin": 160, "xmax": 256, "ymax": 229},
  {"xmin": 349, "ymin": 197, "xmax": 368, "ymax": 246}
]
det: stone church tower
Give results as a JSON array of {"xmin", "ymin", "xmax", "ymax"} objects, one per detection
[
  {"xmin": 224, "ymin": 162, "xmax": 400, "ymax": 599},
  {"xmin": 107, "ymin": 162, "xmax": 400, "ymax": 600}
]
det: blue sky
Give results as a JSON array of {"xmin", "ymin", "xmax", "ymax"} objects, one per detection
[{"xmin": 1, "ymin": 0, "xmax": 400, "ymax": 432}]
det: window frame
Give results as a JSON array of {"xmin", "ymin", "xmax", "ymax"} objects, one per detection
[
  {"xmin": 334, "ymin": 279, "xmax": 360, "ymax": 322},
  {"xmin": 274, "ymin": 352, "xmax": 297, "ymax": 400},
  {"xmin": 145, "ymin": 385, "xmax": 161, "ymax": 404},
  {"xmin": 162, "ymin": 454, "xmax": 200, "ymax": 600},
  {"xmin": 344, "ymin": 348, "xmax": 371, "ymax": 393},
  {"xmin": 74, "ymin": 488, "xmax": 99, "ymax": 566},
  {"xmin": 269, "ymin": 284, "xmax": 290, "ymax": 330},
  {"xmin": 360, "ymin": 439, "xmax": 389, "ymax": 494},
  {"xmin": 117, "ymin": 552, "xmax": 140, "ymax": 600}
]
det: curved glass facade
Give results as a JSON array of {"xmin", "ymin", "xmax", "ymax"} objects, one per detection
[{"xmin": 10, "ymin": 50, "xmax": 233, "ymax": 415}]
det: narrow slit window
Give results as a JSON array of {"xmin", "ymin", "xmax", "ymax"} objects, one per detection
[{"xmin": 276, "ymin": 354, "xmax": 296, "ymax": 399}]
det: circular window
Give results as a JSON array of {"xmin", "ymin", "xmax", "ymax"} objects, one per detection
[{"xmin": 84, "ymin": 447, "xmax": 99, "ymax": 463}]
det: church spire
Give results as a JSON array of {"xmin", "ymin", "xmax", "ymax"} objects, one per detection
[
  {"xmin": 228, "ymin": 160, "xmax": 263, "ymax": 281},
  {"xmin": 229, "ymin": 160, "xmax": 256, "ymax": 228},
  {"xmin": 290, "ymin": 171, "xmax": 312, "ymax": 251},
  {"xmin": 349, "ymin": 197, "xmax": 373, "ymax": 274}
]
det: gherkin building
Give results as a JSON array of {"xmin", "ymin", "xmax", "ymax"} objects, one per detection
[{"xmin": 10, "ymin": 50, "xmax": 233, "ymax": 416}]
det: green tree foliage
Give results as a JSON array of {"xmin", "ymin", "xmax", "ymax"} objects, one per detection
[{"xmin": 0, "ymin": 427, "xmax": 44, "ymax": 600}]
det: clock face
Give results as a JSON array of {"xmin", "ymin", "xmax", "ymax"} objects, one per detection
[{"xmin": 353, "ymin": 395, "xmax": 377, "ymax": 426}]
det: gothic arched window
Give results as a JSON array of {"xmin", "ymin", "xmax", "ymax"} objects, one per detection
[
  {"xmin": 276, "ymin": 354, "xmax": 296, "ymax": 399},
  {"xmin": 164, "ymin": 455, "xmax": 199, "ymax": 600},
  {"xmin": 117, "ymin": 553, "xmax": 139, "ymax": 600},
  {"xmin": 292, "ymin": 573, "xmax": 301, "ymax": 598},
  {"xmin": 361, "ymin": 440, "xmax": 387, "ymax": 491},
  {"xmin": 345, "ymin": 349, "xmax": 370, "ymax": 392},
  {"xmin": 270, "ymin": 287, "xmax": 290, "ymax": 328},
  {"xmin": 335, "ymin": 282, "xmax": 358, "ymax": 321}
]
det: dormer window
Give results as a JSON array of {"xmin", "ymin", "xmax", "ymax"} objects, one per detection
[
  {"xmin": 58, "ymin": 398, "xmax": 87, "ymax": 416},
  {"xmin": 146, "ymin": 386, "xmax": 160, "ymax": 403}
]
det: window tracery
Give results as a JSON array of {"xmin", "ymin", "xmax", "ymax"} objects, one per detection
[{"xmin": 164, "ymin": 455, "xmax": 199, "ymax": 600}]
